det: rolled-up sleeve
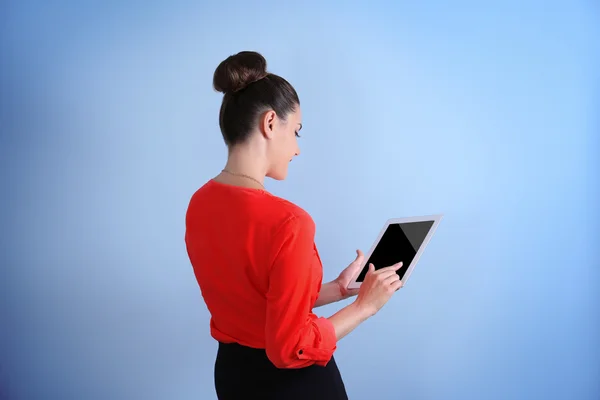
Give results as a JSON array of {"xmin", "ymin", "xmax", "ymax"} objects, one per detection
[{"xmin": 264, "ymin": 214, "xmax": 337, "ymax": 369}]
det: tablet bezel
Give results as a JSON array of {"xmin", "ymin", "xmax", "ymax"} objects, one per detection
[{"xmin": 347, "ymin": 214, "xmax": 443, "ymax": 290}]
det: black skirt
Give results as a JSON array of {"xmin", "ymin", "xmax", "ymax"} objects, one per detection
[{"xmin": 214, "ymin": 341, "xmax": 349, "ymax": 400}]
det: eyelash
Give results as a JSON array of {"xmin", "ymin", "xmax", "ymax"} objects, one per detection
[{"xmin": 295, "ymin": 132, "xmax": 301, "ymax": 138}]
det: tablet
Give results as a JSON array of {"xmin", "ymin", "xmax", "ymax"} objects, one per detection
[{"xmin": 347, "ymin": 214, "xmax": 443, "ymax": 289}]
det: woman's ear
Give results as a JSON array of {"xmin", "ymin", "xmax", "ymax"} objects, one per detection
[{"xmin": 259, "ymin": 110, "xmax": 277, "ymax": 139}]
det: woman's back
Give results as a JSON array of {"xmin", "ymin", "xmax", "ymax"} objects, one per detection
[{"xmin": 185, "ymin": 179, "xmax": 331, "ymax": 367}]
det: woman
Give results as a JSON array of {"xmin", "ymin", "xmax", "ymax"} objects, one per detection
[{"xmin": 185, "ymin": 51, "xmax": 404, "ymax": 400}]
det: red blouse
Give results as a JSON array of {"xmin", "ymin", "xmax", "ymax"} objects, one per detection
[{"xmin": 184, "ymin": 179, "xmax": 337, "ymax": 368}]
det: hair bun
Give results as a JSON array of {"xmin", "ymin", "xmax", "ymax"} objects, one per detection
[{"xmin": 213, "ymin": 51, "xmax": 268, "ymax": 94}]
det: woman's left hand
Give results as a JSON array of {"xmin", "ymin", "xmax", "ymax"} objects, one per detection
[{"xmin": 334, "ymin": 249, "xmax": 364, "ymax": 299}]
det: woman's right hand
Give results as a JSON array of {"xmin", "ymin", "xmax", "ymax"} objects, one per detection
[{"xmin": 354, "ymin": 262, "xmax": 404, "ymax": 317}]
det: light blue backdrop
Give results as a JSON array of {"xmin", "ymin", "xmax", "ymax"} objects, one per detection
[{"xmin": 1, "ymin": 1, "xmax": 598, "ymax": 399}]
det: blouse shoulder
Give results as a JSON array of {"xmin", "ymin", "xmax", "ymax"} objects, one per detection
[{"xmin": 269, "ymin": 197, "xmax": 315, "ymax": 236}]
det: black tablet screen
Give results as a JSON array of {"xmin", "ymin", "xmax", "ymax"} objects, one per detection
[{"xmin": 355, "ymin": 220, "xmax": 435, "ymax": 282}]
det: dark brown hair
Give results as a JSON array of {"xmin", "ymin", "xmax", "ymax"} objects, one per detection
[{"xmin": 213, "ymin": 51, "xmax": 300, "ymax": 147}]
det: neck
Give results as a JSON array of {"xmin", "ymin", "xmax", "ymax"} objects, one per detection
[{"xmin": 223, "ymin": 141, "xmax": 268, "ymax": 185}]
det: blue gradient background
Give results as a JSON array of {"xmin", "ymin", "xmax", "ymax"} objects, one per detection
[{"xmin": 1, "ymin": 1, "xmax": 598, "ymax": 399}]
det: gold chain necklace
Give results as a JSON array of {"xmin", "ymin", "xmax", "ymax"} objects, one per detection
[{"xmin": 221, "ymin": 169, "xmax": 265, "ymax": 189}]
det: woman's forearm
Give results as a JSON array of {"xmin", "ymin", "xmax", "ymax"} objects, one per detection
[
  {"xmin": 314, "ymin": 281, "xmax": 348, "ymax": 307},
  {"xmin": 327, "ymin": 301, "xmax": 373, "ymax": 340}
]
